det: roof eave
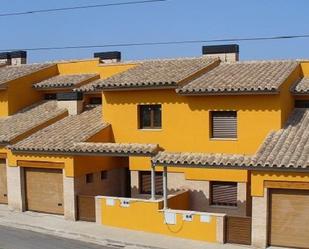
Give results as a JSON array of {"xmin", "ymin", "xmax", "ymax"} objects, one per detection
[
  {"xmin": 100, "ymin": 85, "xmax": 178, "ymax": 92},
  {"xmin": 153, "ymin": 162, "xmax": 309, "ymax": 172},
  {"xmin": 177, "ymin": 90, "xmax": 280, "ymax": 96},
  {"xmin": 11, "ymin": 149, "xmax": 156, "ymax": 157}
]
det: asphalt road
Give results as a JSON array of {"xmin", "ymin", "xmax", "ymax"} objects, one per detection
[{"xmin": 0, "ymin": 225, "xmax": 112, "ymax": 249}]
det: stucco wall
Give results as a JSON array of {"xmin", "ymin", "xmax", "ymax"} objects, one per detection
[{"xmin": 131, "ymin": 170, "xmax": 248, "ymax": 216}]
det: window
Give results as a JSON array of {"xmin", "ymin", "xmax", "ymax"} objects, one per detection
[
  {"xmin": 86, "ymin": 173, "xmax": 93, "ymax": 184},
  {"xmin": 139, "ymin": 105, "xmax": 162, "ymax": 129},
  {"xmin": 101, "ymin": 170, "xmax": 108, "ymax": 180},
  {"xmin": 139, "ymin": 171, "xmax": 163, "ymax": 195},
  {"xmin": 295, "ymin": 100, "xmax": 309, "ymax": 108},
  {"xmin": 211, "ymin": 111, "xmax": 237, "ymax": 139},
  {"xmin": 210, "ymin": 182, "xmax": 237, "ymax": 207},
  {"xmin": 44, "ymin": 93, "xmax": 57, "ymax": 100},
  {"xmin": 90, "ymin": 97, "xmax": 102, "ymax": 105}
]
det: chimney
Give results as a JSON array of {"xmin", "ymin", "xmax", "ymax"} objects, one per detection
[
  {"xmin": 10, "ymin": 51, "xmax": 27, "ymax": 65},
  {"xmin": 202, "ymin": 44, "xmax": 239, "ymax": 62},
  {"xmin": 56, "ymin": 92, "xmax": 84, "ymax": 115},
  {"xmin": 94, "ymin": 51, "xmax": 121, "ymax": 64},
  {"xmin": 0, "ymin": 52, "xmax": 11, "ymax": 65}
]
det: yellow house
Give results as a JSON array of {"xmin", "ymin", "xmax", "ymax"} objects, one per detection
[{"xmin": 4, "ymin": 46, "xmax": 309, "ymax": 248}]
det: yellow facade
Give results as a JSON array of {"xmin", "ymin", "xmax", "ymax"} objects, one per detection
[
  {"xmin": 99, "ymin": 193, "xmax": 219, "ymax": 242},
  {"xmin": 103, "ymin": 89, "xmax": 282, "ymax": 155},
  {"xmin": 251, "ymin": 171, "xmax": 309, "ymax": 196}
]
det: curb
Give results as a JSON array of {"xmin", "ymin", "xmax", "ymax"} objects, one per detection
[{"xmin": 0, "ymin": 220, "xmax": 165, "ymax": 249}]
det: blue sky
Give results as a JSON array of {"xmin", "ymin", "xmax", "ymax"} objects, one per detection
[{"xmin": 1, "ymin": 0, "xmax": 309, "ymax": 63}]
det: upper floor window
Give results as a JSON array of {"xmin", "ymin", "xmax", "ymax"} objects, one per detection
[
  {"xmin": 210, "ymin": 181, "xmax": 237, "ymax": 207},
  {"xmin": 139, "ymin": 105, "xmax": 162, "ymax": 129},
  {"xmin": 90, "ymin": 97, "xmax": 102, "ymax": 105},
  {"xmin": 211, "ymin": 111, "xmax": 237, "ymax": 139}
]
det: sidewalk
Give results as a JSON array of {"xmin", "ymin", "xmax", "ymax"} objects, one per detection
[{"xmin": 0, "ymin": 205, "xmax": 251, "ymax": 249}]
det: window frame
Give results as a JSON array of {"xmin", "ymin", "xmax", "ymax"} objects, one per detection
[
  {"xmin": 210, "ymin": 181, "xmax": 238, "ymax": 207},
  {"xmin": 138, "ymin": 104, "xmax": 162, "ymax": 130},
  {"xmin": 210, "ymin": 111, "xmax": 237, "ymax": 139}
]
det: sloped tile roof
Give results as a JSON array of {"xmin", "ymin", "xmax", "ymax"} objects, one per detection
[
  {"xmin": 0, "ymin": 101, "xmax": 67, "ymax": 144},
  {"xmin": 153, "ymin": 108, "xmax": 309, "ymax": 170},
  {"xmin": 33, "ymin": 74, "xmax": 99, "ymax": 89},
  {"xmin": 0, "ymin": 63, "xmax": 54, "ymax": 88},
  {"xmin": 292, "ymin": 77, "xmax": 309, "ymax": 94},
  {"xmin": 74, "ymin": 79, "xmax": 101, "ymax": 93},
  {"xmin": 11, "ymin": 106, "xmax": 108, "ymax": 153},
  {"xmin": 72, "ymin": 142, "xmax": 159, "ymax": 156},
  {"xmin": 79, "ymin": 57, "xmax": 219, "ymax": 91},
  {"xmin": 177, "ymin": 60, "xmax": 299, "ymax": 94}
]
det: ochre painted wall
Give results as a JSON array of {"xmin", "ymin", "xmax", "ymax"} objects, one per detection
[
  {"xmin": 6, "ymin": 65, "xmax": 58, "ymax": 116},
  {"xmin": 73, "ymin": 155, "xmax": 127, "ymax": 177},
  {"xmin": 57, "ymin": 59, "xmax": 136, "ymax": 79},
  {"xmin": 0, "ymin": 90, "xmax": 9, "ymax": 116},
  {"xmin": 103, "ymin": 90, "xmax": 282, "ymax": 155},
  {"xmin": 251, "ymin": 171, "xmax": 309, "ymax": 196},
  {"xmin": 100, "ymin": 196, "xmax": 218, "ymax": 242}
]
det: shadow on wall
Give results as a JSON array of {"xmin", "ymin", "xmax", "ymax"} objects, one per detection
[
  {"xmin": 103, "ymin": 89, "xmax": 281, "ymax": 112},
  {"xmin": 130, "ymin": 186, "xmax": 248, "ymax": 216}
]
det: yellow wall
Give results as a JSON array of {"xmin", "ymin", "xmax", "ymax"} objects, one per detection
[
  {"xmin": 57, "ymin": 59, "xmax": 136, "ymax": 79},
  {"xmin": 0, "ymin": 65, "xmax": 58, "ymax": 117},
  {"xmin": 0, "ymin": 90, "xmax": 8, "ymax": 116},
  {"xmin": 103, "ymin": 90, "xmax": 282, "ymax": 155},
  {"xmin": 100, "ymin": 196, "xmax": 218, "ymax": 242},
  {"xmin": 73, "ymin": 155, "xmax": 127, "ymax": 177},
  {"xmin": 251, "ymin": 171, "xmax": 309, "ymax": 196}
]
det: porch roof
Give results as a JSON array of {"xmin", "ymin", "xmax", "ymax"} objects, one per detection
[{"xmin": 71, "ymin": 142, "xmax": 159, "ymax": 156}]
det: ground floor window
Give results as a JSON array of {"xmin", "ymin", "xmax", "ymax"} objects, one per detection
[
  {"xmin": 210, "ymin": 181, "xmax": 237, "ymax": 207},
  {"xmin": 139, "ymin": 171, "xmax": 163, "ymax": 195}
]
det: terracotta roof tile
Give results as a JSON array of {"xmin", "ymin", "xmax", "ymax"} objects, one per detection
[
  {"xmin": 0, "ymin": 63, "xmax": 54, "ymax": 88},
  {"xmin": 33, "ymin": 74, "xmax": 99, "ymax": 89},
  {"xmin": 75, "ymin": 57, "xmax": 219, "ymax": 91},
  {"xmin": 292, "ymin": 77, "xmax": 309, "ymax": 94},
  {"xmin": 177, "ymin": 60, "xmax": 299, "ymax": 94},
  {"xmin": 0, "ymin": 101, "xmax": 67, "ymax": 144},
  {"xmin": 72, "ymin": 142, "xmax": 159, "ymax": 156},
  {"xmin": 11, "ymin": 106, "xmax": 108, "ymax": 152}
]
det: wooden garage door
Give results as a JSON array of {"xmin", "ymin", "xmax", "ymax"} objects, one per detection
[
  {"xmin": 25, "ymin": 168, "xmax": 64, "ymax": 215},
  {"xmin": 269, "ymin": 189, "xmax": 309, "ymax": 248},
  {"xmin": 0, "ymin": 159, "xmax": 8, "ymax": 204}
]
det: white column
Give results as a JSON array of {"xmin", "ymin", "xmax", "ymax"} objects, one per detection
[
  {"xmin": 163, "ymin": 166, "xmax": 168, "ymax": 209},
  {"xmin": 63, "ymin": 172, "xmax": 77, "ymax": 221},
  {"xmin": 151, "ymin": 165, "xmax": 156, "ymax": 200},
  {"xmin": 252, "ymin": 188, "xmax": 268, "ymax": 248},
  {"xmin": 7, "ymin": 165, "xmax": 25, "ymax": 212},
  {"xmin": 95, "ymin": 196, "xmax": 102, "ymax": 224}
]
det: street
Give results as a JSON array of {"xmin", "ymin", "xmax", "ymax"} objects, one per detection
[{"xmin": 0, "ymin": 225, "xmax": 111, "ymax": 249}]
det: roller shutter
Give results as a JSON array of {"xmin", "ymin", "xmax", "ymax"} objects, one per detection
[
  {"xmin": 25, "ymin": 168, "xmax": 64, "ymax": 215},
  {"xmin": 269, "ymin": 189, "xmax": 309, "ymax": 248},
  {"xmin": 139, "ymin": 171, "xmax": 163, "ymax": 195},
  {"xmin": 211, "ymin": 111, "xmax": 237, "ymax": 139},
  {"xmin": 211, "ymin": 182, "xmax": 237, "ymax": 206},
  {"xmin": 0, "ymin": 159, "xmax": 7, "ymax": 204}
]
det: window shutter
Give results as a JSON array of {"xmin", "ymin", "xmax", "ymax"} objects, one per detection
[
  {"xmin": 211, "ymin": 182, "xmax": 237, "ymax": 206},
  {"xmin": 212, "ymin": 111, "xmax": 237, "ymax": 138},
  {"xmin": 140, "ymin": 172, "xmax": 163, "ymax": 195}
]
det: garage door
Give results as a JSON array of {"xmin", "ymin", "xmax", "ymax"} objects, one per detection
[
  {"xmin": 25, "ymin": 168, "xmax": 64, "ymax": 215},
  {"xmin": 269, "ymin": 189, "xmax": 309, "ymax": 248},
  {"xmin": 0, "ymin": 159, "xmax": 8, "ymax": 204}
]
